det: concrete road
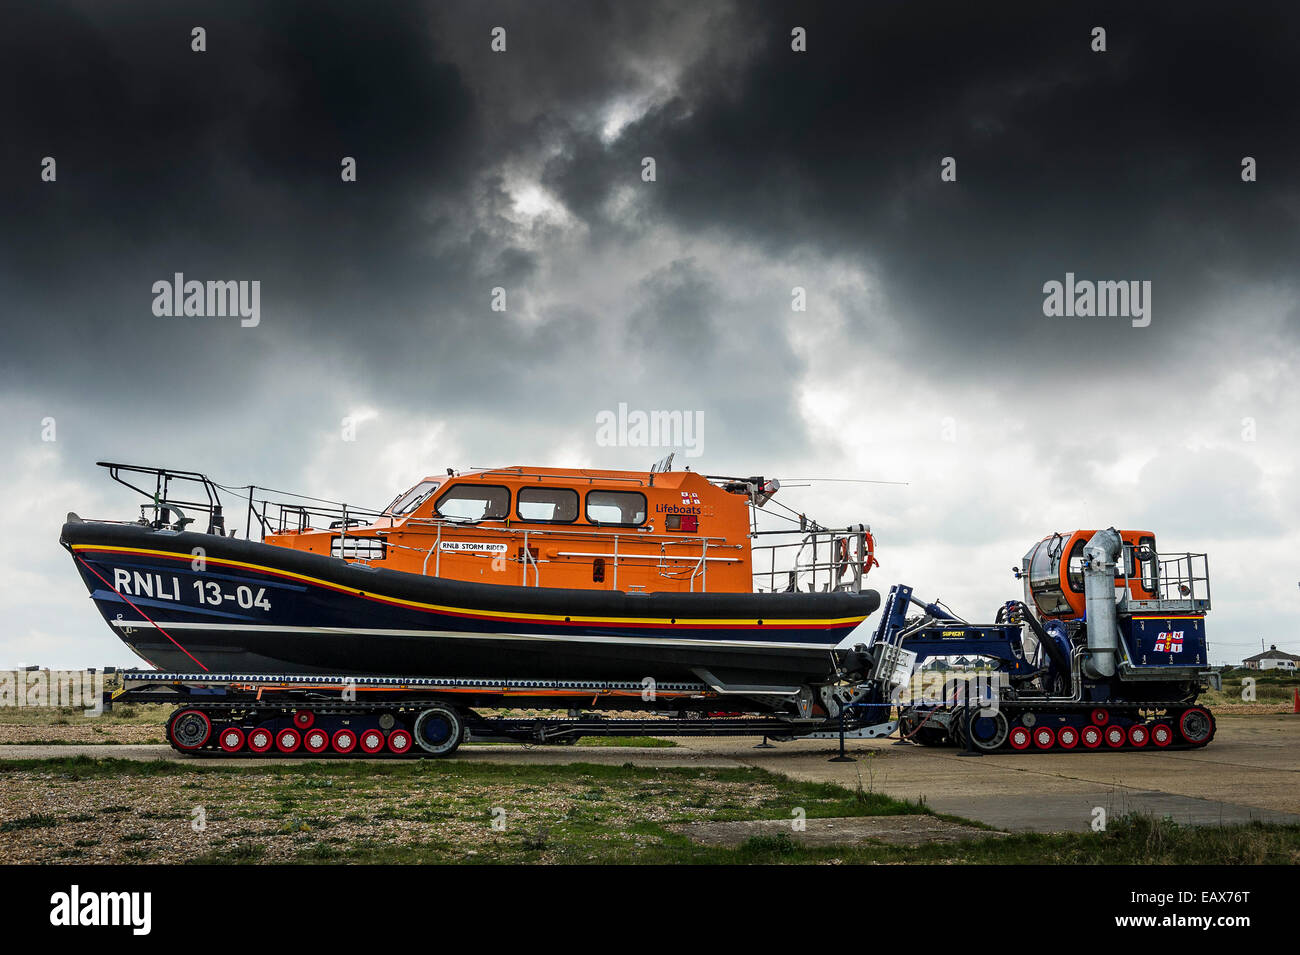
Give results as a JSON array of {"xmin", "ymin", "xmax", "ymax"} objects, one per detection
[
  {"xmin": 670, "ymin": 714, "xmax": 1300, "ymax": 832},
  {"xmin": 1, "ymin": 715, "xmax": 1296, "ymax": 833}
]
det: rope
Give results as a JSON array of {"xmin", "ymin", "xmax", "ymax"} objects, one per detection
[
  {"xmin": 76, "ymin": 555, "xmax": 209, "ymax": 672},
  {"xmin": 898, "ymin": 705, "xmax": 941, "ymax": 740}
]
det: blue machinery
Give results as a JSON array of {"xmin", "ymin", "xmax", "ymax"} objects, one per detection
[{"xmin": 831, "ymin": 529, "xmax": 1220, "ymax": 756}]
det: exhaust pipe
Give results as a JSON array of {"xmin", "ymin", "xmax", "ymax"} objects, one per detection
[{"xmin": 1081, "ymin": 528, "xmax": 1122, "ymax": 679}]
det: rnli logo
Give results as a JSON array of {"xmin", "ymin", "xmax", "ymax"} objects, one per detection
[
  {"xmin": 657, "ymin": 492, "xmax": 702, "ymax": 516},
  {"xmin": 1154, "ymin": 631, "xmax": 1184, "ymax": 653}
]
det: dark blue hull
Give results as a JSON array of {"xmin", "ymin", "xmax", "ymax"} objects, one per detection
[{"xmin": 61, "ymin": 521, "xmax": 878, "ymax": 685}]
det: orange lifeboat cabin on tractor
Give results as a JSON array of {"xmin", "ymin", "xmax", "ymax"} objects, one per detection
[{"xmin": 1022, "ymin": 529, "xmax": 1163, "ymax": 621}]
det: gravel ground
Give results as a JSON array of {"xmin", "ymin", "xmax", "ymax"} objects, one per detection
[
  {"xmin": 0, "ymin": 765, "xmax": 800, "ymax": 864},
  {"xmin": 1208, "ymin": 703, "xmax": 1292, "ymax": 714},
  {"xmin": 0, "ymin": 724, "xmax": 164, "ymax": 745}
]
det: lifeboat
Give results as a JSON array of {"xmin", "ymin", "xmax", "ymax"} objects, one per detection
[{"xmin": 61, "ymin": 462, "xmax": 881, "ymax": 687}]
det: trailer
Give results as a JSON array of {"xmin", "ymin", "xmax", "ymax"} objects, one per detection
[{"xmin": 109, "ymin": 671, "xmax": 898, "ymax": 756}]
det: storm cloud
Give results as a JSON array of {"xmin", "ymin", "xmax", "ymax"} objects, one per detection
[{"xmin": 2, "ymin": 1, "xmax": 1296, "ymax": 667}]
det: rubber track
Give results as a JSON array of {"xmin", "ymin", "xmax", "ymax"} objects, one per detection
[
  {"xmin": 930, "ymin": 699, "xmax": 1216, "ymax": 752},
  {"xmin": 163, "ymin": 703, "xmax": 879, "ymax": 757}
]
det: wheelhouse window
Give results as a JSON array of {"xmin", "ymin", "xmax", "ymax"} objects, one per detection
[
  {"xmin": 1066, "ymin": 539, "xmax": 1086, "ymax": 593},
  {"xmin": 585, "ymin": 490, "xmax": 647, "ymax": 526},
  {"xmin": 1065, "ymin": 535, "xmax": 1137, "ymax": 594},
  {"xmin": 389, "ymin": 480, "xmax": 439, "ymax": 516},
  {"xmin": 1138, "ymin": 535, "xmax": 1157, "ymax": 591},
  {"xmin": 1028, "ymin": 537, "xmax": 1072, "ymax": 616},
  {"xmin": 434, "ymin": 484, "xmax": 511, "ymax": 521},
  {"xmin": 1118, "ymin": 543, "xmax": 1136, "ymax": 580},
  {"xmin": 517, "ymin": 487, "xmax": 578, "ymax": 523}
]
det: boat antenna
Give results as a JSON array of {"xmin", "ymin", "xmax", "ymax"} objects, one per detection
[{"xmin": 780, "ymin": 477, "xmax": 910, "ymax": 486}]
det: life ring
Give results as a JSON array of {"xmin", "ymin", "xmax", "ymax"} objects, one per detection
[
  {"xmin": 838, "ymin": 533, "xmax": 880, "ymax": 579},
  {"xmin": 831, "ymin": 537, "xmax": 850, "ymax": 580},
  {"xmin": 862, "ymin": 529, "xmax": 880, "ymax": 576}
]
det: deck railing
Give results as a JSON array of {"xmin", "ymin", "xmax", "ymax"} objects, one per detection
[
  {"xmin": 95, "ymin": 462, "xmax": 876, "ymax": 595},
  {"xmin": 1118, "ymin": 547, "xmax": 1211, "ymax": 609},
  {"xmin": 385, "ymin": 519, "xmax": 740, "ymax": 591},
  {"xmin": 751, "ymin": 524, "xmax": 875, "ymax": 594}
]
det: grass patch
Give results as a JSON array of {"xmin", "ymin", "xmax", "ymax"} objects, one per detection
[
  {"xmin": 192, "ymin": 842, "xmax": 266, "ymax": 864},
  {"xmin": 1202, "ymin": 668, "xmax": 1297, "ymax": 707},
  {"xmin": 0, "ymin": 702, "xmax": 173, "ymax": 727},
  {"xmin": 740, "ymin": 832, "xmax": 798, "ymax": 855},
  {"xmin": 1, "ymin": 813, "xmax": 59, "ymax": 833}
]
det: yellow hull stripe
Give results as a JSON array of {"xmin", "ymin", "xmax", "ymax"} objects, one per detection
[{"xmin": 72, "ymin": 544, "xmax": 869, "ymax": 629}]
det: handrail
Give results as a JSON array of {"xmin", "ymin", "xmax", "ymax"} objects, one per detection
[
  {"xmin": 97, "ymin": 462, "xmax": 226, "ymax": 536},
  {"xmin": 752, "ymin": 525, "xmax": 875, "ymax": 595},
  {"xmin": 522, "ymin": 530, "xmax": 540, "ymax": 586},
  {"xmin": 1117, "ymin": 546, "xmax": 1211, "ymax": 609},
  {"xmin": 469, "ymin": 467, "xmax": 649, "ymax": 486}
]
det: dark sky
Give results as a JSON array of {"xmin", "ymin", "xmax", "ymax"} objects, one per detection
[{"xmin": 2, "ymin": 1, "xmax": 1297, "ymax": 666}]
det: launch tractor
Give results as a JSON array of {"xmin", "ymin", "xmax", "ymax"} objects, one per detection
[{"xmin": 855, "ymin": 528, "xmax": 1220, "ymax": 752}]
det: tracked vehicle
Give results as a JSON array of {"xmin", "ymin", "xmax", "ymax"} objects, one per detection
[
  {"xmin": 883, "ymin": 528, "xmax": 1219, "ymax": 752},
  {"xmin": 65, "ymin": 464, "xmax": 1218, "ymax": 756}
]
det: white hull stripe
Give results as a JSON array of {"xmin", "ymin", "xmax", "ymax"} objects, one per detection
[{"xmin": 110, "ymin": 620, "xmax": 839, "ymax": 653}]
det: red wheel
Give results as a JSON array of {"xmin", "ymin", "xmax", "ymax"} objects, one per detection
[
  {"xmin": 1128, "ymin": 724, "xmax": 1150, "ymax": 748},
  {"xmin": 275, "ymin": 727, "xmax": 302, "ymax": 753},
  {"xmin": 1179, "ymin": 707, "xmax": 1215, "ymax": 745},
  {"xmin": 1090, "ymin": 709, "xmax": 1109, "ymax": 725},
  {"xmin": 303, "ymin": 727, "xmax": 331, "ymax": 753},
  {"xmin": 217, "ymin": 726, "xmax": 245, "ymax": 752},
  {"xmin": 359, "ymin": 728, "xmax": 386, "ymax": 754},
  {"xmin": 332, "ymin": 728, "xmax": 357, "ymax": 754},
  {"xmin": 387, "ymin": 728, "xmax": 413, "ymax": 754},
  {"xmin": 169, "ymin": 709, "xmax": 212, "ymax": 750},
  {"xmin": 1104, "ymin": 725, "xmax": 1127, "ymax": 748},
  {"xmin": 1056, "ymin": 725, "xmax": 1079, "ymax": 749},
  {"xmin": 1032, "ymin": 726, "xmax": 1056, "ymax": 750},
  {"xmin": 247, "ymin": 726, "xmax": 274, "ymax": 753},
  {"xmin": 1080, "ymin": 725, "xmax": 1103, "ymax": 748},
  {"xmin": 293, "ymin": 709, "xmax": 315, "ymax": 730},
  {"xmin": 1151, "ymin": 722, "xmax": 1174, "ymax": 747}
]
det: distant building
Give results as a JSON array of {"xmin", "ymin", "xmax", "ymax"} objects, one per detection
[{"xmin": 1243, "ymin": 645, "xmax": 1300, "ymax": 671}]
